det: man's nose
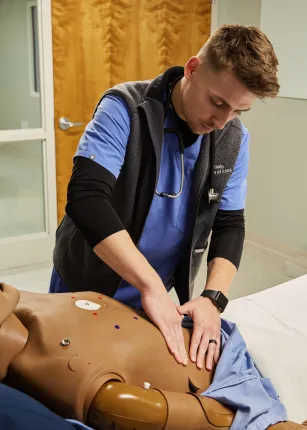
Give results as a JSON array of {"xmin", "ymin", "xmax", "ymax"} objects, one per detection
[{"xmin": 213, "ymin": 111, "xmax": 233, "ymax": 130}]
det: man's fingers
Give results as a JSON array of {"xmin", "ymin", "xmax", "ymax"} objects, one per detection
[
  {"xmin": 214, "ymin": 338, "xmax": 221, "ymax": 364},
  {"xmin": 189, "ymin": 326, "xmax": 203, "ymax": 363},
  {"xmin": 169, "ymin": 322, "xmax": 183, "ymax": 364},
  {"xmin": 160, "ymin": 321, "xmax": 183, "ymax": 365},
  {"xmin": 196, "ymin": 333, "xmax": 209, "ymax": 369},
  {"xmin": 159, "ymin": 323, "xmax": 176, "ymax": 354},
  {"xmin": 173, "ymin": 320, "xmax": 188, "ymax": 365},
  {"xmin": 205, "ymin": 340, "xmax": 217, "ymax": 371},
  {"xmin": 177, "ymin": 304, "xmax": 188, "ymax": 315}
]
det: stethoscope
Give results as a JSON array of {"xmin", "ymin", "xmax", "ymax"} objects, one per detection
[{"xmin": 155, "ymin": 77, "xmax": 219, "ymax": 203}]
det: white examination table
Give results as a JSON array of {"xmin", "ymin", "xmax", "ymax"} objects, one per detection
[{"xmin": 224, "ymin": 275, "xmax": 307, "ymax": 424}]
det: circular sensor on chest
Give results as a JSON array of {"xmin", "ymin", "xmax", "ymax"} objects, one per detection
[{"xmin": 74, "ymin": 300, "xmax": 101, "ymax": 311}]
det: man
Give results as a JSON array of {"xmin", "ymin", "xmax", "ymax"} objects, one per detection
[{"xmin": 51, "ymin": 25, "xmax": 279, "ymax": 372}]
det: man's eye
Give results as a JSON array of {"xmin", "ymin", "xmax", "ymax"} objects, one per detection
[
  {"xmin": 236, "ymin": 111, "xmax": 242, "ymax": 116},
  {"xmin": 212, "ymin": 99, "xmax": 222, "ymax": 107}
]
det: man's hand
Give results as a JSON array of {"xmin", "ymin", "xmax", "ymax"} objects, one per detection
[
  {"xmin": 141, "ymin": 288, "xmax": 188, "ymax": 366},
  {"xmin": 93, "ymin": 230, "xmax": 189, "ymax": 366},
  {"xmin": 177, "ymin": 297, "xmax": 221, "ymax": 371}
]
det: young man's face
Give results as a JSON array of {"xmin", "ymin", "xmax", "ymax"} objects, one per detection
[{"xmin": 181, "ymin": 56, "xmax": 256, "ymax": 134}]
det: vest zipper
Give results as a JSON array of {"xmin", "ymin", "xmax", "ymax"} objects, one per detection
[
  {"xmin": 186, "ymin": 126, "xmax": 233, "ymax": 289},
  {"xmin": 187, "ymin": 169, "xmax": 210, "ymax": 287}
]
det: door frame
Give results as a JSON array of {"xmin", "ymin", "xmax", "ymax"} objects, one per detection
[
  {"xmin": 0, "ymin": 0, "xmax": 57, "ymax": 270},
  {"xmin": 211, "ymin": 0, "xmax": 219, "ymax": 34}
]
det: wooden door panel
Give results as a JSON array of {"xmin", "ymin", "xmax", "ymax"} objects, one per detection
[
  {"xmin": 52, "ymin": 0, "xmax": 211, "ymax": 222},
  {"xmin": 52, "ymin": 1, "xmax": 84, "ymax": 221}
]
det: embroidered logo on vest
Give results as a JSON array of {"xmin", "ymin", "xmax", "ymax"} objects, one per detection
[{"xmin": 214, "ymin": 164, "xmax": 233, "ymax": 175}]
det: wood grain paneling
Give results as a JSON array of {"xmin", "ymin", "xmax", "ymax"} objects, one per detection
[{"xmin": 52, "ymin": 0, "xmax": 211, "ymax": 222}]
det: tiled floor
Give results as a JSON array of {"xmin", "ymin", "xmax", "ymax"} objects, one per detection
[{"xmin": 1, "ymin": 242, "xmax": 306, "ymax": 301}]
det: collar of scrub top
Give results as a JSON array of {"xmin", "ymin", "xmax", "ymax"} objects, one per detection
[{"xmin": 155, "ymin": 76, "xmax": 219, "ymax": 203}]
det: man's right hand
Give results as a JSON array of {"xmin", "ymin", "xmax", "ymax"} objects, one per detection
[
  {"xmin": 94, "ymin": 230, "xmax": 188, "ymax": 365},
  {"xmin": 141, "ymin": 287, "xmax": 188, "ymax": 366}
]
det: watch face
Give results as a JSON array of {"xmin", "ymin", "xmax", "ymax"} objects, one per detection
[{"xmin": 216, "ymin": 291, "xmax": 228, "ymax": 311}]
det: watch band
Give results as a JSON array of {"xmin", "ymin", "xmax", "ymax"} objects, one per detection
[{"xmin": 200, "ymin": 290, "xmax": 228, "ymax": 313}]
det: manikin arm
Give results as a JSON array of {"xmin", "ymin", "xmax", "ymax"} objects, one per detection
[
  {"xmin": 87, "ymin": 381, "xmax": 234, "ymax": 430},
  {"xmin": 87, "ymin": 382, "xmax": 307, "ymax": 430},
  {"xmin": 0, "ymin": 283, "xmax": 28, "ymax": 381}
]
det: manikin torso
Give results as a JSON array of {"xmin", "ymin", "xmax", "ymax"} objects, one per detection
[{"xmin": 6, "ymin": 290, "xmax": 213, "ymax": 421}]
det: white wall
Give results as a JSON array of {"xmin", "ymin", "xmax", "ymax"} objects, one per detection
[
  {"xmin": 217, "ymin": 0, "xmax": 262, "ymax": 26},
  {"xmin": 0, "ymin": 0, "xmax": 41, "ymax": 130},
  {"xmin": 216, "ymin": 0, "xmax": 307, "ymax": 255},
  {"xmin": 243, "ymin": 97, "xmax": 307, "ymax": 253},
  {"xmin": 261, "ymin": 0, "xmax": 307, "ymax": 100}
]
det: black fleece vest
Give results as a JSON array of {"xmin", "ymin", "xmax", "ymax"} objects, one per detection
[{"xmin": 53, "ymin": 67, "xmax": 242, "ymax": 304}]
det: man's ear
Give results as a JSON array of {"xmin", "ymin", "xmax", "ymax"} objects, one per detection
[{"xmin": 184, "ymin": 56, "xmax": 201, "ymax": 81}]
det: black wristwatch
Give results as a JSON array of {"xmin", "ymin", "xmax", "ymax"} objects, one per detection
[{"xmin": 200, "ymin": 290, "xmax": 228, "ymax": 313}]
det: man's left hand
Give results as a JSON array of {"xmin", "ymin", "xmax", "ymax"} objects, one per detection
[{"xmin": 177, "ymin": 296, "xmax": 221, "ymax": 371}]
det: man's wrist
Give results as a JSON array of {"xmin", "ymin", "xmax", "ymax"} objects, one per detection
[
  {"xmin": 200, "ymin": 296, "xmax": 222, "ymax": 314},
  {"xmin": 204, "ymin": 284, "xmax": 228, "ymax": 295},
  {"xmin": 200, "ymin": 289, "xmax": 228, "ymax": 313},
  {"xmin": 134, "ymin": 271, "xmax": 164, "ymax": 294}
]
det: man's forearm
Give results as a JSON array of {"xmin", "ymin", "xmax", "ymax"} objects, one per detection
[
  {"xmin": 93, "ymin": 230, "xmax": 163, "ymax": 293},
  {"xmin": 204, "ymin": 257, "xmax": 237, "ymax": 296},
  {"xmin": 208, "ymin": 209, "xmax": 245, "ymax": 271},
  {"xmin": 205, "ymin": 209, "xmax": 245, "ymax": 296}
]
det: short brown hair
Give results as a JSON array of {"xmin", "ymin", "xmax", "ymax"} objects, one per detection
[{"xmin": 199, "ymin": 24, "xmax": 279, "ymax": 98}]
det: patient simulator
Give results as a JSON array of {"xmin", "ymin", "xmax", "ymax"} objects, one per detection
[{"xmin": 0, "ymin": 282, "xmax": 306, "ymax": 430}]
